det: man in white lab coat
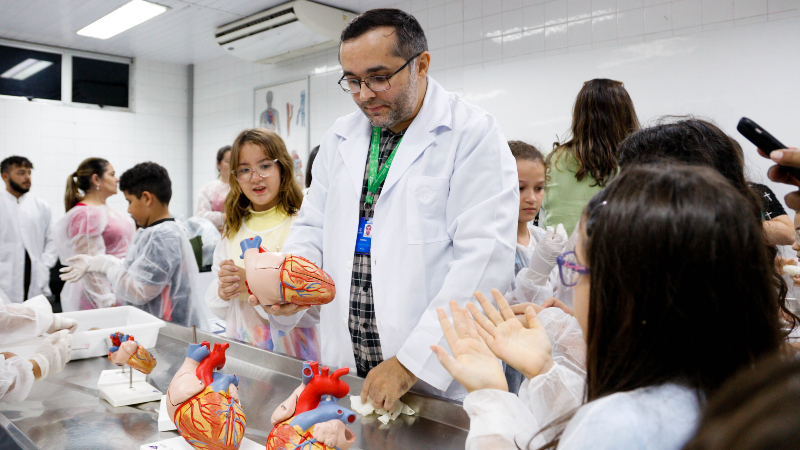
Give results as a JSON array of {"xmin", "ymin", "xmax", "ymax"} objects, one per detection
[
  {"xmin": 267, "ymin": 9, "xmax": 518, "ymax": 408},
  {"xmin": 0, "ymin": 156, "xmax": 58, "ymax": 304}
]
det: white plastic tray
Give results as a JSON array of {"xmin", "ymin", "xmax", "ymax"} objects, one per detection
[{"xmin": 0, "ymin": 306, "xmax": 165, "ymax": 360}]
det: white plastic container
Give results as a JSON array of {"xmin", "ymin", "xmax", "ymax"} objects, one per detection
[{"xmin": 0, "ymin": 306, "xmax": 165, "ymax": 360}]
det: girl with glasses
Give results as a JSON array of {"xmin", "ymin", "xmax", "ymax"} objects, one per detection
[
  {"xmin": 432, "ymin": 164, "xmax": 788, "ymax": 450},
  {"xmin": 205, "ymin": 128, "xmax": 319, "ymax": 361}
]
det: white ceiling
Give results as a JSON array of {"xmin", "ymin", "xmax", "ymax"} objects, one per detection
[{"xmin": 0, "ymin": 0, "xmax": 394, "ymax": 65}]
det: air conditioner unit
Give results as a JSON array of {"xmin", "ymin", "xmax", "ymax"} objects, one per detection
[{"xmin": 215, "ymin": 0, "xmax": 356, "ymax": 64}]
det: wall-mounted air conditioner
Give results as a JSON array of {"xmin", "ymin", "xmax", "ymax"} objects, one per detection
[{"xmin": 214, "ymin": 0, "xmax": 356, "ymax": 64}]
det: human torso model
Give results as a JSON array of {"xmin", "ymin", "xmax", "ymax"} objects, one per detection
[
  {"xmin": 108, "ymin": 332, "xmax": 157, "ymax": 374},
  {"xmin": 268, "ymin": 361, "xmax": 356, "ymax": 450},
  {"xmin": 166, "ymin": 341, "xmax": 245, "ymax": 450},
  {"xmin": 240, "ymin": 236, "xmax": 335, "ymax": 307}
]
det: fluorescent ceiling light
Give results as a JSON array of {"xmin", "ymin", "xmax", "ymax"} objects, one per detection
[
  {"xmin": 1, "ymin": 58, "xmax": 53, "ymax": 80},
  {"xmin": 77, "ymin": 0, "xmax": 168, "ymax": 39}
]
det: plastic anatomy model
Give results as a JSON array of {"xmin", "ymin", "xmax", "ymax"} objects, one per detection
[
  {"xmin": 166, "ymin": 341, "xmax": 245, "ymax": 450},
  {"xmin": 108, "ymin": 332, "xmax": 157, "ymax": 374},
  {"xmin": 268, "ymin": 361, "xmax": 357, "ymax": 450},
  {"xmin": 240, "ymin": 236, "xmax": 335, "ymax": 307}
]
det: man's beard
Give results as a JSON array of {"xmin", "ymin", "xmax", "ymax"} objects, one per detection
[
  {"xmin": 9, "ymin": 179, "xmax": 30, "ymax": 195},
  {"xmin": 358, "ymin": 73, "xmax": 419, "ymax": 129}
]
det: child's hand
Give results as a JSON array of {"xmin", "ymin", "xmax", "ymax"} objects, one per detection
[
  {"xmin": 218, "ymin": 260, "xmax": 244, "ymax": 300},
  {"xmin": 431, "ymin": 301, "xmax": 508, "ymax": 393},
  {"xmin": 470, "ymin": 289, "xmax": 554, "ymax": 380}
]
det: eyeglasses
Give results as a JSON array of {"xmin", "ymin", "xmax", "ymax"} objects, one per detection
[
  {"xmin": 232, "ymin": 159, "xmax": 278, "ymax": 182},
  {"xmin": 556, "ymin": 251, "xmax": 590, "ymax": 287},
  {"xmin": 338, "ymin": 52, "xmax": 423, "ymax": 94}
]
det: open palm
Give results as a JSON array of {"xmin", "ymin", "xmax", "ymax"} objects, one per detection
[
  {"xmin": 431, "ymin": 301, "xmax": 508, "ymax": 393},
  {"xmin": 469, "ymin": 289, "xmax": 554, "ymax": 380}
]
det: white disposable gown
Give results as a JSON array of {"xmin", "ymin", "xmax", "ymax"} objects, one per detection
[
  {"xmin": 107, "ymin": 220, "xmax": 207, "ymax": 328},
  {"xmin": 463, "ymin": 307, "xmax": 700, "ymax": 450},
  {"xmin": 0, "ymin": 190, "xmax": 58, "ymax": 303},
  {"xmin": 506, "ymin": 223, "xmax": 556, "ymax": 305},
  {"xmin": 0, "ymin": 296, "xmax": 55, "ymax": 402},
  {"xmin": 196, "ymin": 179, "xmax": 230, "ymax": 232},
  {"xmin": 54, "ymin": 204, "xmax": 135, "ymax": 311}
]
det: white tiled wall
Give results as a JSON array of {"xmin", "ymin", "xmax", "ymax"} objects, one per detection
[
  {"xmin": 0, "ymin": 59, "xmax": 191, "ymax": 220},
  {"xmin": 191, "ymin": 0, "xmax": 797, "ymax": 214}
]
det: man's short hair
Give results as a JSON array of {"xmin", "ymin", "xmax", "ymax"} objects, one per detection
[
  {"xmin": 339, "ymin": 9, "xmax": 428, "ymax": 61},
  {"xmin": 1, "ymin": 156, "xmax": 33, "ymax": 174},
  {"xmin": 119, "ymin": 162, "xmax": 172, "ymax": 204}
]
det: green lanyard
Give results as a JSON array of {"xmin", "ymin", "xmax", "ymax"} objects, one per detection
[{"xmin": 365, "ymin": 126, "xmax": 403, "ymax": 204}]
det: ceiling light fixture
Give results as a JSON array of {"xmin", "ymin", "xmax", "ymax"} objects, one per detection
[
  {"xmin": 1, "ymin": 58, "xmax": 54, "ymax": 80},
  {"xmin": 77, "ymin": 0, "xmax": 168, "ymax": 40}
]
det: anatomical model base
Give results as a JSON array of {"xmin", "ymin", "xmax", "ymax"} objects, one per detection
[
  {"xmin": 267, "ymin": 361, "xmax": 357, "ymax": 450},
  {"xmin": 240, "ymin": 236, "xmax": 335, "ymax": 307},
  {"xmin": 166, "ymin": 341, "xmax": 246, "ymax": 450}
]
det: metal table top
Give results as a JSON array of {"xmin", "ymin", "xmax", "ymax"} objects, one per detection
[{"xmin": 0, "ymin": 324, "xmax": 469, "ymax": 450}]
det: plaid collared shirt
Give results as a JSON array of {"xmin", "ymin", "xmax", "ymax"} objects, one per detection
[{"xmin": 349, "ymin": 127, "xmax": 405, "ymax": 377}]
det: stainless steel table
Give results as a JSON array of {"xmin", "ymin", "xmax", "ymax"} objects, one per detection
[{"xmin": 0, "ymin": 324, "xmax": 469, "ymax": 450}]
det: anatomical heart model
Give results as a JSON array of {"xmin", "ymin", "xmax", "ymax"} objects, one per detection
[
  {"xmin": 166, "ymin": 341, "xmax": 246, "ymax": 450},
  {"xmin": 108, "ymin": 332, "xmax": 157, "ymax": 374},
  {"xmin": 268, "ymin": 361, "xmax": 356, "ymax": 450},
  {"xmin": 240, "ymin": 236, "xmax": 335, "ymax": 307}
]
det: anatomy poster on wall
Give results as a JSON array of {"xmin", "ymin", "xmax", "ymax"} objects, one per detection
[{"xmin": 254, "ymin": 78, "xmax": 309, "ymax": 187}]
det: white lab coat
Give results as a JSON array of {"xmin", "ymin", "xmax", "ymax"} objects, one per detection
[
  {"xmin": 0, "ymin": 296, "xmax": 56, "ymax": 402},
  {"xmin": 270, "ymin": 77, "xmax": 519, "ymax": 395},
  {"xmin": 0, "ymin": 190, "xmax": 57, "ymax": 303}
]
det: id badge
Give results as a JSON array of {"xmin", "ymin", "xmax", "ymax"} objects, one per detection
[{"xmin": 355, "ymin": 217, "xmax": 374, "ymax": 254}]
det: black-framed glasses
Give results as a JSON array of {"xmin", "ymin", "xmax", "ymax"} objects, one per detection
[
  {"xmin": 556, "ymin": 251, "xmax": 590, "ymax": 287},
  {"xmin": 232, "ymin": 159, "xmax": 278, "ymax": 183},
  {"xmin": 338, "ymin": 52, "xmax": 423, "ymax": 94}
]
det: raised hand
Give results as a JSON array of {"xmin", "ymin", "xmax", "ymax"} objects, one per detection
[
  {"xmin": 469, "ymin": 289, "xmax": 554, "ymax": 380},
  {"xmin": 431, "ymin": 301, "xmax": 507, "ymax": 393}
]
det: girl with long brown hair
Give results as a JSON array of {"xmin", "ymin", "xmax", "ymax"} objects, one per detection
[
  {"xmin": 543, "ymin": 79, "xmax": 639, "ymax": 233},
  {"xmin": 204, "ymin": 128, "xmax": 319, "ymax": 360},
  {"xmin": 54, "ymin": 157, "xmax": 134, "ymax": 311},
  {"xmin": 433, "ymin": 165, "xmax": 786, "ymax": 450}
]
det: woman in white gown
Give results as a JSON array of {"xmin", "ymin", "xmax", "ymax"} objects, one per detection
[
  {"xmin": 55, "ymin": 158, "xmax": 135, "ymax": 311},
  {"xmin": 196, "ymin": 145, "xmax": 231, "ymax": 233}
]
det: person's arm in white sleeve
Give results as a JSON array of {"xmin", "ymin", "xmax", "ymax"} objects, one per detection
[
  {"xmin": 464, "ymin": 360, "xmax": 585, "ymax": 450},
  {"xmin": 106, "ymin": 234, "xmax": 174, "ymax": 305},
  {"xmin": 0, "ymin": 355, "xmax": 35, "ymax": 403},
  {"xmin": 197, "ymin": 184, "xmax": 225, "ymax": 230},
  {"xmin": 510, "ymin": 271, "xmax": 554, "ymax": 306},
  {"xmin": 396, "ymin": 115, "xmax": 519, "ymax": 390},
  {"xmin": 205, "ymin": 238, "xmax": 232, "ymax": 320},
  {"xmin": 269, "ymin": 134, "xmax": 334, "ymax": 331},
  {"xmin": 537, "ymin": 308, "xmax": 586, "ymax": 370},
  {"xmin": 40, "ymin": 206, "xmax": 58, "ymax": 269},
  {"xmin": 0, "ymin": 296, "xmax": 54, "ymax": 346},
  {"xmin": 72, "ymin": 233, "xmax": 116, "ymax": 309}
]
